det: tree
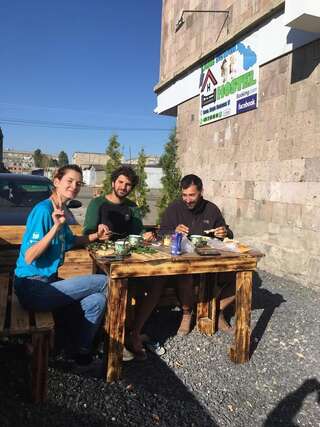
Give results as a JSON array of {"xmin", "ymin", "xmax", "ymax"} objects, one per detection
[
  {"xmin": 33, "ymin": 149, "xmax": 43, "ymax": 168},
  {"xmin": 157, "ymin": 128, "xmax": 182, "ymax": 222},
  {"xmin": 102, "ymin": 134, "xmax": 122, "ymax": 194},
  {"xmin": 41, "ymin": 155, "xmax": 49, "ymax": 169},
  {"xmin": 58, "ymin": 151, "xmax": 69, "ymax": 166},
  {"xmin": 48, "ymin": 158, "xmax": 59, "ymax": 168},
  {"xmin": 132, "ymin": 148, "xmax": 150, "ymax": 218}
]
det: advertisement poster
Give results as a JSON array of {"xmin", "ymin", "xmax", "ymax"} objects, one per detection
[{"xmin": 199, "ymin": 42, "xmax": 258, "ymax": 125}]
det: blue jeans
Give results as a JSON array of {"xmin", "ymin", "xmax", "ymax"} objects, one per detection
[{"xmin": 14, "ymin": 274, "xmax": 108, "ymax": 354}]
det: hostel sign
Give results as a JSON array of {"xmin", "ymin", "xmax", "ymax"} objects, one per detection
[{"xmin": 199, "ymin": 42, "xmax": 258, "ymax": 125}]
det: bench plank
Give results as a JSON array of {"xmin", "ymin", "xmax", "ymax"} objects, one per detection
[
  {"xmin": 10, "ymin": 289, "xmax": 30, "ymax": 334},
  {"xmin": 0, "ymin": 274, "xmax": 9, "ymax": 333},
  {"xmin": 0, "ymin": 224, "xmax": 83, "ymax": 402},
  {"xmin": 34, "ymin": 311, "xmax": 55, "ymax": 332}
]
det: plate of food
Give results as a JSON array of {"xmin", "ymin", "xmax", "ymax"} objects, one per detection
[{"xmin": 88, "ymin": 241, "xmax": 131, "ymax": 260}]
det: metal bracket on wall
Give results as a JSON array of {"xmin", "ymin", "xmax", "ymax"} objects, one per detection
[{"xmin": 175, "ymin": 9, "xmax": 230, "ymax": 41}]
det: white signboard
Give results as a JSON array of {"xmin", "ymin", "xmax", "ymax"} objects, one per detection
[{"xmin": 199, "ymin": 42, "xmax": 259, "ymax": 125}]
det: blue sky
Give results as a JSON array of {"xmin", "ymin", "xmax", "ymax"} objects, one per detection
[{"xmin": 0, "ymin": 0, "xmax": 175, "ymax": 161}]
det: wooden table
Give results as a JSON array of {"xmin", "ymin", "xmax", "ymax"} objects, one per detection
[{"xmin": 92, "ymin": 247, "xmax": 263, "ymax": 382}]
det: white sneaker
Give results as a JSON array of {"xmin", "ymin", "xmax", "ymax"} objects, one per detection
[
  {"xmin": 144, "ymin": 341, "xmax": 166, "ymax": 356},
  {"xmin": 123, "ymin": 346, "xmax": 135, "ymax": 362}
]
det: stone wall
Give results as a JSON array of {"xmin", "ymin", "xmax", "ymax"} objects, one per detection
[
  {"xmin": 157, "ymin": 0, "xmax": 284, "ymax": 90},
  {"xmin": 176, "ymin": 39, "xmax": 320, "ymax": 288}
]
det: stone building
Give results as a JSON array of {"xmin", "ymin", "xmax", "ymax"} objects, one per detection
[
  {"xmin": 3, "ymin": 149, "xmax": 35, "ymax": 172},
  {"xmin": 155, "ymin": 1, "xmax": 320, "ymax": 288},
  {"xmin": 72, "ymin": 151, "xmax": 109, "ymax": 168}
]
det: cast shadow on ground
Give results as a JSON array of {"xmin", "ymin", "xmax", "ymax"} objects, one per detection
[
  {"xmin": 144, "ymin": 271, "xmax": 286, "ymax": 361},
  {"xmin": 249, "ymin": 271, "xmax": 286, "ymax": 358},
  {"xmin": 0, "ymin": 337, "xmax": 217, "ymax": 426},
  {"xmin": 263, "ymin": 378, "xmax": 320, "ymax": 427}
]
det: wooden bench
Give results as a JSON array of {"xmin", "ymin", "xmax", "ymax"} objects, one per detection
[
  {"xmin": 0, "ymin": 224, "xmax": 93, "ymax": 402},
  {"xmin": 0, "ymin": 272, "xmax": 54, "ymax": 402}
]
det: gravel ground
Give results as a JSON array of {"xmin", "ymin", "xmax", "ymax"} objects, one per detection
[{"xmin": 1, "ymin": 270, "xmax": 319, "ymax": 427}]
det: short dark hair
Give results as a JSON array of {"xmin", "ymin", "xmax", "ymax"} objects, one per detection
[
  {"xmin": 180, "ymin": 174, "xmax": 203, "ymax": 191},
  {"xmin": 111, "ymin": 165, "xmax": 139, "ymax": 188}
]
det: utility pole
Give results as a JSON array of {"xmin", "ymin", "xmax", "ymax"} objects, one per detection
[{"xmin": 0, "ymin": 127, "xmax": 5, "ymax": 171}]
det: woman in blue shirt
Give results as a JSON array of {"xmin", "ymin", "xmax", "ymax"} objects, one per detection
[{"xmin": 14, "ymin": 164, "xmax": 110, "ymax": 372}]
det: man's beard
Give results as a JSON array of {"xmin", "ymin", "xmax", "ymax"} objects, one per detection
[
  {"xmin": 185, "ymin": 201, "xmax": 196, "ymax": 210},
  {"xmin": 114, "ymin": 188, "xmax": 130, "ymax": 200}
]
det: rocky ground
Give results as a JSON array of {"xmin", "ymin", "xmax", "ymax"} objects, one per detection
[{"xmin": 0, "ymin": 270, "xmax": 319, "ymax": 427}]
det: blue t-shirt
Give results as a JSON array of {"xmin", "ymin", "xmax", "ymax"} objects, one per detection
[{"xmin": 15, "ymin": 199, "xmax": 75, "ymax": 278}]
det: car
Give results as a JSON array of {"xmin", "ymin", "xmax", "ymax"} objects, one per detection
[{"xmin": 0, "ymin": 173, "xmax": 81, "ymax": 225}]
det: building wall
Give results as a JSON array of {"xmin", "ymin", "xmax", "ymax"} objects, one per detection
[
  {"xmin": 157, "ymin": 0, "xmax": 320, "ymax": 289},
  {"xmin": 176, "ymin": 39, "xmax": 320, "ymax": 288},
  {"xmin": 157, "ymin": 0, "xmax": 284, "ymax": 89}
]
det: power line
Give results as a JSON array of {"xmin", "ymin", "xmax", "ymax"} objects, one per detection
[
  {"xmin": 0, "ymin": 102, "xmax": 161, "ymax": 120},
  {"xmin": 0, "ymin": 117, "xmax": 172, "ymax": 132}
]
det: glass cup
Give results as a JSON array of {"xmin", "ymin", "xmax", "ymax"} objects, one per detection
[
  {"xmin": 162, "ymin": 234, "xmax": 172, "ymax": 247},
  {"xmin": 114, "ymin": 240, "xmax": 130, "ymax": 255},
  {"xmin": 128, "ymin": 234, "xmax": 143, "ymax": 248}
]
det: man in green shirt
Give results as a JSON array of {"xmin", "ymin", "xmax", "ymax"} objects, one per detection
[
  {"xmin": 83, "ymin": 167, "xmax": 144, "ymax": 238},
  {"xmin": 83, "ymin": 166, "xmax": 160, "ymax": 359}
]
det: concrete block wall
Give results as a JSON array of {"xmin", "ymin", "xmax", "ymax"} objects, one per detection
[{"xmin": 176, "ymin": 39, "xmax": 320, "ymax": 288}]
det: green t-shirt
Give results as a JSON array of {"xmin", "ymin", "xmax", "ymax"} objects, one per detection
[{"xmin": 83, "ymin": 195, "xmax": 143, "ymax": 236}]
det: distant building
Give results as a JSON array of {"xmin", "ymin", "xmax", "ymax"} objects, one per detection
[
  {"xmin": 72, "ymin": 151, "xmax": 164, "ymax": 189},
  {"xmin": 3, "ymin": 149, "xmax": 58, "ymax": 173},
  {"xmin": 72, "ymin": 152, "xmax": 109, "ymax": 168},
  {"xmin": 126, "ymin": 155, "xmax": 163, "ymax": 189},
  {"xmin": 83, "ymin": 166, "xmax": 97, "ymax": 186},
  {"xmin": 128, "ymin": 155, "xmax": 161, "ymax": 166},
  {"xmin": 144, "ymin": 166, "xmax": 163, "ymax": 189},
  {"xmin": 4, "ymin": 149, "xmax": 35, "ymax": 172}
]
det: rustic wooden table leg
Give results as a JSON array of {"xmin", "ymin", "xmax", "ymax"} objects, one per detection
[
  {"xmin": 197, "ymin": 274, "xmax": 209, "ymax": 333},
  {"xmin": 197, "ymin": 274, "xmax": 217, "ymax": 335},
  {"xmin": 208, "ymin": 273, "xmax": 218, "ymax": 335},
  {"xmin": 105, "ymin": 277, "xmax": 128, "ymax": 383},
  {"xmin": 125, "ymin": 280, "xmax": 136, "ymax": 331},
  {"xmin": 31, "ymin": 332, "xmax": 50, "ymax": 403},
  {"xmin": 92, "ymin": 260, "xmax": 98, "ymax": 274},
  {"xmin": 229, "ymin": 270, "xmax": 252, "ymax": 364}
]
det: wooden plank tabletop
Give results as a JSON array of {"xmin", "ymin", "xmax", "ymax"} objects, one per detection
[
  {"xmin": 91, "ymin": 245, "xmax": 263, "ymax": 265},
  {"xmin": 92, "ymin": 246, "xmax": 262, "ymax": 279}
]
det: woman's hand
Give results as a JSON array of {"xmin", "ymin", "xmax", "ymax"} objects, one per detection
[
  {"xmin": 143, "ymin": 231, "xmax": 156, "ymax": 242},
  {"xmin": 51, "ymin": 196, "xmax": 65, "ymax": 228}
]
